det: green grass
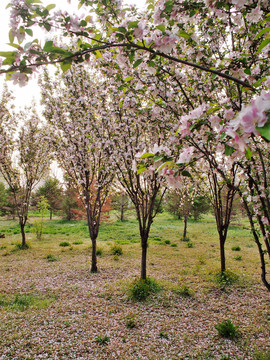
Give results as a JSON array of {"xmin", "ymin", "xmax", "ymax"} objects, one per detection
[{"xmin": 0, "ymin": 293, "xmax": 57, "ymax": 311}]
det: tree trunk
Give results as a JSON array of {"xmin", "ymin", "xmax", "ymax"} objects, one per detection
[
  {"xmin": 50, "ymin": 208, "xmax": 53, "ymax": 220},
  {"xmin": 120, "ymin": 194, "xmax": 124, "ymax": 221},
  {"xmin": 220, "ymin": 235, "xmax": 226, "ymax": 273},
  {"xmin": 20, "ymin": 221, "xmax": 26, "ymax": 247},
  {"xmin": 183, "ymin": 215, "xmax": 188, "ymax": 238},
  {"xmin": 91, "ymin": 236, "xmax": 98, "ymax": 273},
  {"xmin": 141, "ymin": 238, "xmax": 148, "ymax": 280}
]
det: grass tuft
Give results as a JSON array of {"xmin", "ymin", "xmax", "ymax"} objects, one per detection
[{"xmin": 128, "ymin": 277, "xmax": 161, "ymax": 301}]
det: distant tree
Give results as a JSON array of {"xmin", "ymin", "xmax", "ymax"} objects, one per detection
[
  {"xmin": 34, "ymin": 177, "xmax": 63, "ymax": 219},
  {"xmin": 0, "ymin": 181, "xmax": 8, "ymax": 216},
  {"xmin": 111, "ymin": 191, "xmax": 133, "ymax": 221},
  {"xmin": 40, "ymin": 66, "xmax": 114, "ymax": 272},
  {"xmin": 61, "ymin": 182, "xmax": 79, "ymax": 221},
  {"xmin": 166, "ymin": 178, "xmax": 200, "ymax": 238},
  {"xmin": 0, "ymin": 88, "xmax": 51, "ymax": 247}
]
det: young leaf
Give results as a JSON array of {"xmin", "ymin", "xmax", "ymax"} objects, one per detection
[
  {"xmin": 133, "ymin": 58, "xmax": 143, "ymax": 68},
  {"xmin": 140, "ymin": 152, "xmax": 154, "ymax": 159},
  {"xmin": 256, "ymin": 119, "xmax": 270, "ymax": 141},
  {"xmin": 225, "ymin": 144, "xmax": 235, "ymax": 156}
]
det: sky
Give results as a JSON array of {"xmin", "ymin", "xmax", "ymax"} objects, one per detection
[{"xmin": 0, "ymin": 0, "xmax": 145, "ymax": 109}]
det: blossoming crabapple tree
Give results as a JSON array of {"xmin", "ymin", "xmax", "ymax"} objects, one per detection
[
  {"xmin": 0, "ymin": 87, "xmax": 51, "ymax": 247},
  {"xmin": 40, "ymin": 65, "xmax": 114, "ymax": 273},
  {"xmin": 95, "ymin": 73, "xmax": 173, "ymax": 280}
]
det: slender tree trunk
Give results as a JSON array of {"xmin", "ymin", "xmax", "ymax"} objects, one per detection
[
  {"xmin": 141, "ymin": 237, "xmax": 148, "ymax": 280},
  {"xmin": 120, "ymin": 194, "xmax": 124, "ymax": 221},
  {"xmin": 220, "ymin": 235, "xmax": 226, "ymax": 273},
  {"xmin": 91, "ymin": 236, "xmax": 98, "ymax": 273},
  {"xmin": 50, "ymin": 208, "xmax": 53, "ymax": 220},
  {"xmin": 183, "ymin": 215, "xmax": 188, "ymax": 238},
  {"xmin": 20, "ymin": 221, "xmax": 26, "ymax": 247}
]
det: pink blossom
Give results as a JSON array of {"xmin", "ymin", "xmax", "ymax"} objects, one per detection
[
  {"xmin": 10, "ymin": 72, "xmax": 28, "ymax": 87},
  {"xmin": 176, "ymin": 146, "xmax": 195, "ymax": 164}
]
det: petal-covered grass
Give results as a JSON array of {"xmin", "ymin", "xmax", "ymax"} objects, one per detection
[{"xmin": 0, "ymin": 213, "xmax": 269, "ymax": 359}]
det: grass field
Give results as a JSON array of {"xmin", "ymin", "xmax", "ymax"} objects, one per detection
[{"xmin": 0, "ymin": 212, "xmax": 269, "ymax": 360}]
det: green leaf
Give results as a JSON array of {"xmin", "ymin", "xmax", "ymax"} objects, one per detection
[
  {"xmin": 60, "ymin": 61, "xmax": 72, "ymax": 72},
  {"xmin": 245, "ymin": 148, "xmax": 252, "ymax": 160},
  {"xmin": 80, "ymin": 20, "xmax": 87, "ymax": 27},
  {"xmin": 93, "ymin": 50, "xmax": 102, "ymax": 59},
  {"xmin": 128, "ymin": 21, "xmax": 139, "ymax": 29},
  {"xmin": 43, "ymin": 40, "xmax": 54, "ymax": 52},
  {"xmin": 153, "ymin": 155, "xmax": 163, "ymax": 162},
  {"xmin": 225, "ymin": 144, "xmax": 235, "ymax": 156},
  {"xmin": 117, "ymin": 27, "xmax": 127, "ymax": 34},
  {"xmin": 140, "ymin": 152, "xmax": 154, "ymax": 159},
  {"xmin": 156, "ymin": 24, "xmax": 165, "ymax": 33},
  {"xmin": 254, "ymin": 27, "xmax": 270, "ymax": 40},
  {"xmin": 256, "ymin": 38, "xmax": 270, "ymax": 54},
  {"xmin": 124, "ymin": 76, "xmax": 134, "ymax": 82},
  {"xmin": 178, "ymin": 30, "xmax": 190, "ymax": 39},
  {"xmin": 244, "ymin": 68, "xmax": 251, "ymax": 75},
  {"xmin": 46, "ymin": 4, "xmax": 56, "ymax": 11},
  {"xmin": 0, "ymin": 51, "xmax": 17, "ymax": 57},
  {"xmin": 25, "ymin": 29, "xmax": 33, "ymax": 36},
  {"xmin": 256, "ymin": 119, "xmax": 270, "ymax": 141},
  {"xmin": 9, "ymin": 30, "xmax": 14, "ymax": 44},
  {"xmin": 44, "ymin": 23, "xmax": 51, "ymax": 32},
  {"xmin": 182, "ymin": 170, "xmax": 192, "ymax": 178},
  {"xmin": 137, "ymin": 165, "xmax": 147, "ymax": 175},
  {"xmin": 133, "ymin": 58, "xmax": 143, "ymax": 68}
]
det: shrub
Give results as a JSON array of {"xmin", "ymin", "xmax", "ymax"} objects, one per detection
[
  {"xmin": 234, "ymin": 255, "xmax": 242, "ymax": 261},
  {"xmin": 153, "ymin": 236, "xmax": 162, "ymax": 241},
  {"xmin": 232, "ymin": 246, "xmax": 241, "ymax": 251},
  {"xmin": 187, "ymin": 242, "xmax": 194, "ymax": 248},
  {"xmin": 215, "ymin": 320, "xmax": 239, "ymax": 339},
  {"xmin": 14, "ymin": 242, "xmax": 30, "ymax": 250},
  {"xmin": 111, "ymin": 244, "xmax": 123, "ymax": 256},
  {"xmin": 46, "ymin": 254, "xmax": 58, "ymax": 262},
  {"xmin": 73, "ymin": 240, "xmax": 83, "ymax": 245},
  {"xmin": 215, "ymin": 270, "xmax": 239, "ymax": 287},
  {"xmin": 95, "ymin": 335, "xmax": 110, "ymax": 345},
  {"xmin": 59, "ymin": 241, "xmax": 70, "ymax": 247},
  {"xmin": 129, "ymin": 277, "xmax": 161, "ymax": 301},
  {"xmin": 171, "ymin": 243, "xmax": 177, "ymax": 247},
  {"xmin": 164, "ymin": 239, "xmax": 171, "ymax": 245}
]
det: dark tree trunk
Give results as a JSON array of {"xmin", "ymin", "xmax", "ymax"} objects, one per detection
[
  {"xmin": 50, "ymin": 208, "xmax": 53, "ymax": 220},
  {"xmin": 220, "ymin": 235, "xmax": 226, "ymax": 273},
  {"xmin": 91, "ymin": 236, "xmax": 98, "ymax": 273},
  {"xmin": 141, "ymin": 238, "xmax": 148, "ymax": 280},
  {"xmin": 120, "ymin": 194, "xmax": 125, "ymax": 221},
  {"xmin": 183, "ymin": 215, "xmax": 188, "ymax": 238},
  {"xmin": 20, "ymin": 221, "xmax": 26, "ymax": 247}
]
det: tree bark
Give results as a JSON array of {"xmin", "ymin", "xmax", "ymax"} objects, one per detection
[
  {"xmin": 183, "ymin": 215, "xmax": 188, "ymax": 239},
  {"xmin": 220, "ymin": 235, "xmax": 226, "ymax": 273},
  {"xmin": 141, "ymin": 238, "xmax": 147, "ymax": 280},
  {"xmin": 120, "ymin": 194, "xmax": 124, "ymax": 221},
  {"xmin": 20, "ymin": 221, "xmax": 26, "ymax": 247},
  {"xmin": 91, "ymin": 236, "xmax": 98, "ymax": 273}
]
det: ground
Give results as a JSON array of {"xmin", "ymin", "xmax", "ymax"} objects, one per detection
[{"xmin": 0, "ymin": 213, "xmax": 269, "ymax": 359}]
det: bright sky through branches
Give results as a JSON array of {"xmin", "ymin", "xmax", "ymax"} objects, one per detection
[{"xmin": 0, "ymin": 0, "xmax": 146, "ymax": 108}]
